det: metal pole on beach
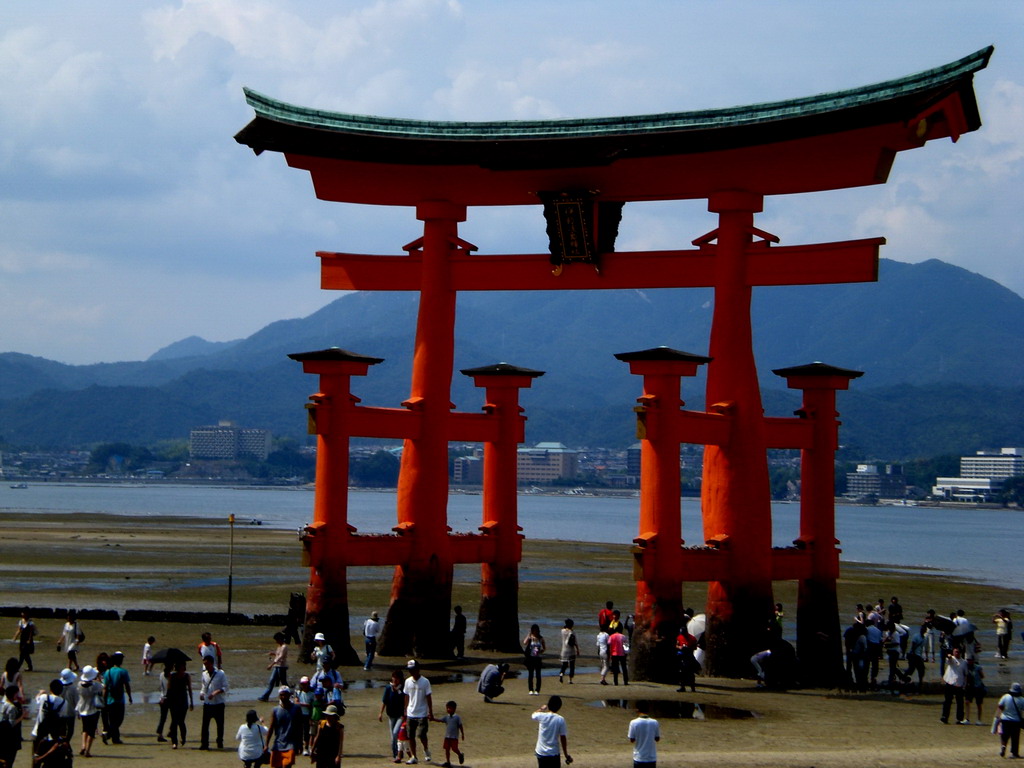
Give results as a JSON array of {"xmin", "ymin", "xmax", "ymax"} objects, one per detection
[{"xmin": 227, "ymin": 513, "xmax": 235, "ymax": 619}]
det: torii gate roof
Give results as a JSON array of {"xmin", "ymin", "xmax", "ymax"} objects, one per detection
[{"xmin": 235, "ymin": 47, "xmax": 991, "ymax": 206}]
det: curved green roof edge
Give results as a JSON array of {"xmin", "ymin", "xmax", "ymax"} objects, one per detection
[{"xmin": 242, "ymin": 47, "xmax": 992, "ymax": 141}]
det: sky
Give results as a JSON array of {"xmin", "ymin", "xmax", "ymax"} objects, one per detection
[{"xmin": 1, "ymin": 2, "xmax": 1022, "ymax": 365}]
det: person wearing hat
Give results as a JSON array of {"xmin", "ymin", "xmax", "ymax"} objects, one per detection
[
  {"xmin": 403, "ymin": 660, "xmax": 433, "ymax": 764},
  {"xmin": 312, "ymin": 633, "xmax": 334, "ymax": 674},
  {"xmin": 57, "ymin": 668, "xmax": 78, "ymax": 742},
  {"xmin": 997, "ymin": 682, "xmax": 1024, "ymax": 758},
  {"xmin": 267, "ymin": 685, "xmax": 302, "ymax": 767},
  {"xmin": 363, "ymin": 612, "xmax": 382, "ymax": 671},
  {"xmin": 76, "ymin": 666, "xmax": 103, "ymax": 757},
  {"xmin": 310, "ymin": 703, "xmax": 344, "ymax": 768},
  {"xmin": 102, "ymin": 651, "xmax": 132, "ymax": 744}
]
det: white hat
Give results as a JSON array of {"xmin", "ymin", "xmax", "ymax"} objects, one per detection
[
  {"xmin": 278, "ymin": 685, "xmax": 292, "ymax": 695},
  {"xmin": 314, "ymin": 633, "xmax": 326, "ymax": 642},
  {"xmin": 81, "ymin": 666, "xmax": 99, "ymax": 682},
  {"xmin": 59, "ymin": 668, "xmax": 77, "ymax": 685},
  {"xmin": 406, "ymin": 659, "xmax": 418, "ymax": 669}
]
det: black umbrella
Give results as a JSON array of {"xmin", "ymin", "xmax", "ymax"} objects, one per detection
[
  {"xmin": 930, "ymin": 616, "xmax": 956, "ymax": 634},
  {"xmin": 151, "ymin": 647, "xmax": 192, "ymax": 665}
]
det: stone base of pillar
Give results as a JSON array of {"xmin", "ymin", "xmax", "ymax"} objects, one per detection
[
  {"xmin": 703, "ymin": 581, "xmax": 775, "ymax": 678},
  {"xmin": 796, "ymin": 577, "xmax": 844, "ymax": 689},
  {"xmin": 379, "ymin": 559, "xmax": 454, "ymax": 659},
  {"xmin": 629, "ymin": 589, "xmax": 683, "ymax": 684},
  {"xmin": 303, "ymin": 582, "xmax": 360, "ymax": 667},
  {"xmin": 471, "ymin": 567, "xmax": 521, "ymax": 653}
]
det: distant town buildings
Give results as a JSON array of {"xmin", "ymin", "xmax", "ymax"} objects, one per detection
[
  {"xmin": 516, "ymin": 441, "xmax": 578, "ymax": 483},
  {"xmin": 189, "ymin": 421, "xmax": 272, "ymax": 461},
  {"xmin": 932, "ymin": 447, "xmax": 1024, "ymax": 501},
  {"xmin": 844, "ymin": 463, "xmax": 907, "ymax": 500}
]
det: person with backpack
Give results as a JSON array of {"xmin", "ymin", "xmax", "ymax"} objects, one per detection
[{"xmin": 997, "ymin": 682, "xmax": 1024, "ymax": 759}]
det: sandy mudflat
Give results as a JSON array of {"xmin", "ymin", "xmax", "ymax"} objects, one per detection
[{"xmin": 0, "ymin": 510, "xmax": 1021, "ymax": 767}]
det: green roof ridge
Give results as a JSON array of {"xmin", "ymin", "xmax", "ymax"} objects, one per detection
[{"xmin": 242, "ymin": 47, "xmax": 992, "ymax": 140}]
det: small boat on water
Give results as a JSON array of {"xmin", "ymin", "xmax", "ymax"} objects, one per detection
[{"xmin": 9, "ymin": 483, "xmax": 28, "ymax": 489}]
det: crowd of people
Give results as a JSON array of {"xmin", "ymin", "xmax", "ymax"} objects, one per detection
[{"xmin": 2, "ymin": 599, "xmax": 1020, "ymax": 766}]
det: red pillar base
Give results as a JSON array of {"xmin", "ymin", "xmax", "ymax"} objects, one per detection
[
  {"xmin": 629, "ymin": 581, "xmax": 684, "ymax": 684},
  {"xmin": 471, "ymin": 563, "xmax": 521, "ymax": 653},
  {"xmin": 796, "ymin": 577, "xmax": 845, "ymax": 688},
  {"xmin": 704, "ymin": 581, "xmax": 775, "ymax": 678},
  {"xmin": 379, "ymin": 559, "xmax": 454, "ymax": 659},
  {"xmin": 303, "ymin": 580, "xmax": 360, "ymax": 667}
]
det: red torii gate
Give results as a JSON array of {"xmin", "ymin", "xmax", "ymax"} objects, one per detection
[{"xmin": 236, "ymin": 47, "xmax": 991, "ymax": 675}]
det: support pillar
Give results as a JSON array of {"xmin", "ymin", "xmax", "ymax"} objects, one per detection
[
  {"xmin": 380, "ymin": 202, "xmax": 466, "ymax": 659},
  {"xmin": 462, "ymin": 364, "xmax": 543, "ymax": 653},
  {"xmin": 700, "ymin": 191, "xmax": 776, "ymax": 677},
  {"xmin": 774, "ymin": 362, "xmax": 862, "ymax": 688},
  {"xmin": 616, "ymin": 348, "xmax": 710, "ymax": 683},
  {"xmin": 289, "ymin": 348, "xmax": 383, "ymax": 665}
]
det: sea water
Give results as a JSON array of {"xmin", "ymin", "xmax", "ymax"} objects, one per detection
[{"xmin": 1, "ymin": 483, "xmax": 1022, "ymax": 591}]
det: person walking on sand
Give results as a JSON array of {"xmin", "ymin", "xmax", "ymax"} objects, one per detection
[
  {"xmin": 965, "ymin": 657, "xmax": 987, "ymax": 725},
  {"xmin": 1, "ymin": 682, "xmax": 26, "ymax": 768},
  {"xmin": 259, "ymin": 633, "xmax": 290, "ymax": 702},
  {"xmin": 402, "ymin": 660, "xmax": 433, "ymax": 765},
  {"xmin": 142, "ymin": 636, "xmax": 155, "ymax": 676},
  {"xmin": 994, "ymin": 609, "xmax": 1013, "ymax": 660},
  {"xmin": 997, "ymin": 682, "xmax": 1024, "ymax": 758},
  {"xmin": 235, "ymin": 708, "xmax": 268, "ymax": 768},
  {"xmin": 940, "ymin": 646, "xmax": 967, "ymax": 725},
  {"xmin": 309, "ymin": 703, "xmax": 343, "ymax": 768},
  {"xmin": 199, "ymin": 654, "xmax": 228, "ymax": 750},
  {"xmin": 523, "ymin": 625, "xmax": 546, "ymax": 696},
  {"xmin": 267, "ymin": 685, "xmax": 302, "ymax": 768},
  {"xmin": 558, "ymin": 619, "xmax": 579, "ymax": 685},
  {"xmin": 628, "ymin": 700, "xmax": 660, "ymax": 768},
  {"xmin": 102, "ymin": 651, "xmax": 131, "ymax": 745},
  {"xmin": 380, "ymin": 669, "xmax": 406, "ymax": 762},
  {"xmin": 363, "ymin": 611, "xmax": 382, "ymax": 670},
  {"xmin": 596, "ymin": 628, "xmax": 610, "ymax": 686},
  {"xmin": 76, "ymin": 665, "xmax": 103, "ymax": 758},
  {"xmin": 532, "ymin": 695, "xmax": 572, "ymax": 768},
  {"xmin": 609, "ymin": 626, "xmax": 629, "ymax": 686},
  {"xmin": 13, "ymin": 609, "xmax": 36, "ymax": 672},
  {"xmin": 450, "ymin": 606, "xmax": 467, "ymax": 660},
  {"xmin": 198, "ymin": 632, "xmax": 223, "ymax": 669},
  {"xmin": 166, "ymin": 660, "xmax": 193, "ymax": 749},
  {"xmin": 58, "ymin": 611, "xmax": 82, "ymax": 672},
  {"xmin": 437, "ymin": 699, "xmax": 465, "ymax": 768}
]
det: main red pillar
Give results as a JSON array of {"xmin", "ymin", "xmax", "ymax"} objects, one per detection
[
  {"xmin": 774, "ymin": 362, "xmax": 862, "ymax": 688},
  {"xmin": 701, "ymin": 190, "xmax": 776, "ymax": 677},
  {"xmin": 462, "ymin": 363, "xmax": 543, "ymax": 653},
  {"xmin": 616, "ymin": 348, "xmax": 710, "ymax": 683},
  {"xmin": 379, "ymin": 202, "xmax": 466, "ymax": 659}
]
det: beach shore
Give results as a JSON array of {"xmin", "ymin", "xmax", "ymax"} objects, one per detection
[{"xmin": 0, "ymin": 510, "xmax": 1021, "ymax": 767}]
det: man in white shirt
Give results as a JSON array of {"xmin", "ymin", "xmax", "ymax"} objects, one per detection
[
  {"xmin": 940, "ymin": 646, "xmax": 967, "ymax": 724},
  {"xmin": 532, "ymin": 695, "xmax": 572, "ymax": 768},
  {"xmin": 627, "ymin": 701, "xmax": 660, "ymax": 768},
  {"xmin": 199, "ymin": 655, "xmax": 229, "ymax": 750},
  {"xmin": 363, "ymin": 612, "xmax": 381, "ymax": 671},
  {"xmin": 402, "ymin": 660, "xmax": 432, "ymax": 764}
]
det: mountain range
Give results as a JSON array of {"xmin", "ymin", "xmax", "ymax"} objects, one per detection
[{"xmin": 1, "ymin": 258, "xmax": 1022, "ymax": 460}]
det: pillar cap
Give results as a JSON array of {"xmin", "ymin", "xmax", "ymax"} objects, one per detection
[
  {"xmin": 614, "ymin": 347, "xmax": 711, "ymax": 364},
  {"xmin": 288, "ymin": 347, "xmax": 385, "ymax": 365},
  {"xmin": 460, "ymin": 362, "xmax": 545, "ymax": 378},
  {"xmin": 771, "ymin": 362, "xmax": 863, "ymax": 379}
]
